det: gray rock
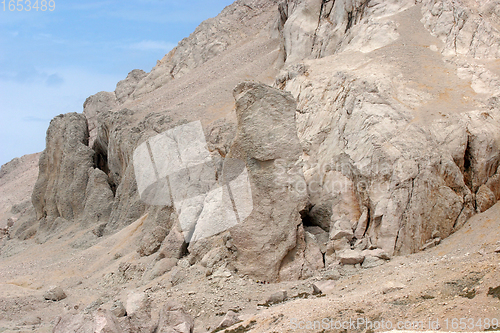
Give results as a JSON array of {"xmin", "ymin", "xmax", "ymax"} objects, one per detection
[
  {"xmin": 304, "ymin": 226, "xmax": 328, "ymax": 253},
  {"xmin": 156, "ymin": 301, "xmax": 194, "ymax": 333},
  {"xmin": 304, "ymin": 231, "xmax": 325, "ymax": 271},
  {"xmin": 362, "ymin": 248, "xmax": 391, "ymax": 260},
  {"xmin": 125, "ymin": 291, "xmax": 149, "ymax": 318},
  {"xmin": 53, "ymin": 310, "xmax": 122, "ymax": 333},
  {"xmin": 382, "ymin": 281, "xmax": 406, "ymax": 294},
  {"xmin": 169, "ymin": 266, "xmax": 188, "ymax": 286},
  {"xmin": 330, "ymin": 229, "xmax": 354, "ymax": 241},
  {"xmin": 476, "ymin": 184, "xmax": 496, "ymax": 213},
  {"xmin": 322, "ymin": 269, "xmax": 341, "ymax": 281},
  {"xmin": 337, "ymin": 250, "xmax": 365, "ymax": 265},
  {"xmin": 312, "ymin": 280, "xmax": 337, "ymax": 295},
  {"xmin": 217, "ymin": 310, "xmax": 240, "ymax": 330},
  {"xmin": 228, "ymin": 82, "xmax": 308, "ymax": 282},
  {"xmin": 138, "ymin": 226, "xmax": 168, "ymax": 257},
  {"xmin": 83, "ymin": 91, "xmax": 117, "ymax": 146},
  {"xmin": 312, "ymin": 284, "xmax": 322, "ymax": 295},
  {"xmin": 115, "ymin": 69, "xmax": 147, "ymax": 104},
  {"xmin": 279, "ymin": 0, "xmax": 500, "ymax": 259},
  {"xmin": 32, "ymin": 113, "xmax": 95, "ymax": 232},
  {"xmin": 159, "ymin": 225, "xmax": 187, "ymax": 260},
  {"xmin": 265, "ymin": 290, "xmax": 287, "ymax": 305},
  {"xmin": 44, "ymin": 286, "xmax": 66, "ymax": 301},
  {"xmin": 494, "ymin": 247, "xmax": 500, "ymax": 253},
  {"xmin": 420, "ymin": 238, "xmax": 441, "ymax": 251},
  {"xmin": 331, "ymin": 238, "xmax": 350, "ymax": 252},
  {"xmin": 110, "ymin": 300, "xmax": 126, "ymax": 318},
  {"xmin": 148, "ymin": 258, "xmax": 178, "ymax": 280},
  {"xmin": 362, "ymin": 256, "xmax": 386, "ymax": 269},
  {"xmin": 82, "ymin": 168, "xmax": 114, "ymax": 226}
]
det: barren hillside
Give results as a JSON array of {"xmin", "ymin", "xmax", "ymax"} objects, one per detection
[{"xmin": 1, "ymin": 0, "xmax": 499, "ymax": 332}]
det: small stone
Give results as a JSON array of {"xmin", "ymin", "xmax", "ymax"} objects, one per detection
[
  {"xmin": 330, "ymin": 229, "xmax": 354, "ymax": 241},
  {"xmin": 322, "ymin": 269, "xmax": 341, "ymax": 281},
  {"xmin": 265, "ymin": 290, "xmax": 287, "ymax": 305},
  {"xmin": 337, "ymin": 250, "xmax": 364, "ymax": 265},
  {"xmin": 420, "ymin": 238, "xmax": 440, "ymax": 251},
  {"xmin": 217, "ymin": 310, "xmax": 240, "ymax": 329},
  {"xmin": 126, "ymin": 291, "xmax": 149, "ymax": 317},
  {"xmin": 494, "ymin": 247, "xmax": 500, "ymax": 253},
  {"xmin": 44, "ymin": 286, "xmax": 67, "ymax": 301},
  {"xmin": 109, "ymin": 300, "xmax": 126, "ymax": 317},
  {"xmin": 362, "ymin": 248, "xmax": 390, "ymax": 260},
  {"xmin": 382, "ymin": 281, "xmax": 406, "ymax": 294},
  {"xmin": 362, "ymin": 256, "xmax": 386, "ymax": 269},
  {"xmin": 312, "ymin": 284, "xmax": 322, "ymax": 295}
]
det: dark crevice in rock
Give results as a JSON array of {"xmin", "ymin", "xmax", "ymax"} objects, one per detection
[
  {"xmin": 299, "ymin": 204, "xmax": 315, "ymax": 227},
  {"xmin": 361, "ymin": 207, "xmax": 371, "ymax": 238},
  {"xmin": 463, "ymin": 135, "xmax": 474, "ymax": 193},
  {"xmin": 181, "ymin": 241, "xmax": 190, "ymax": 258},
  {"xmin": 92, "ymin": 127, "xmax": 117, "ymax": 196},
  {"xmin": 345, "ymin": 0, "xmax": 369, "ymax": 33}
]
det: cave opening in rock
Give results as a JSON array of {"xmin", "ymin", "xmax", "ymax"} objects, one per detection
[
  {"xmin": 299, "ymin": 204, "xmax": 315, "ymax": 227},
  {"xmin": 180, "ymin": 241, "xmax": 189, "ymax": 258}
]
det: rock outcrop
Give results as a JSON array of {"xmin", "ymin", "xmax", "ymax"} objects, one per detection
[
  {"xmin": 32, "ymin": 114, "xmax": 94, "ymax": 228},
  {"xmin": 27, "ymin": 0, "xmax": 500, "ymax": 284},
  {"xmin": 31, "ymin": 113, "xmax": 115, "ymax": 239},
  {"xmin": 3, "ymin": 0, "xmax": 500, "ymax": 331},
  {"xmin": 277, "ymin": 0, "xmax": 500, "ymax": 257},
  {"xmin": 227, "ymin": 82, "xmax": 308, "ymax": 281}
]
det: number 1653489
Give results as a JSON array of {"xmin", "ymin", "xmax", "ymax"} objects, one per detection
[{"xmin": 2, "ymin": 0, "xmax": 55, "ymax": 11}]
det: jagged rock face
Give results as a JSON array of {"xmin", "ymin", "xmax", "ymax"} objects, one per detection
[
  {"xmin": 421, "ymin": 0, "xmax": 500, "ymax": 59},
  {"xmin": 278, "ymin": 0, "xmax": 414, "ymax": 63},
  {"xmin": 32, "ymin": 114, "xmax": 94, "ymax": 227},
  {"xmin": 83, "ymin": 92, "xmax": 117, "ymax": 146},
  {"xmin": 228, "ymin": 82, "xmax": 308, "ymax": 281},
  {"xmin": 278, "ymin": 0, "xmax": 500, "ymax": 256},
  {"xmin": 115, "ymin": 69, "xmax": 147, "ymax": 104},
  {"xmin": 31, "ymin": 113, "xmax": 115, "ymax": 237},
  {"xmin": 132, "ymin": 0, "xmax": 281, "ymax": 98},
  {"xmin": 27, "ymin": 0, "xmax": 500, "ymax": 281}
]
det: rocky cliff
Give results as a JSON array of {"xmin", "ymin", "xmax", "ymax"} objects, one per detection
[
  {"xmin": 2, "ymin": 0, "xmax": 500, "ymax": 331},
  {"xmin": 27, "ymin": 0, "xmax": 500, "ymax": 275}
]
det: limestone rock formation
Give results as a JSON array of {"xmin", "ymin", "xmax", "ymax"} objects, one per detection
[
  {"xmin": 53, "ymin": 310, "xmax": 122, "ymax": 333},
  {"xmin": 32, "ymin": 114, "xmax": 94, "ymax": 229},
  {"xmin": 156, "ymin": 302, "xmax": 194, "ymax": 333},
  {"xmin": 31, "ymin": 113, "xmax": 115, "ymax": 239},
  {"xmin": 26, "ymin": 0, "xmax": 500, "ymax": 277},
  {"xmin": 3, "ymin": 0, "xmax": 500, "ymax": 331},
  {"xmin": 115, "ymin": 69, "xmax": 147, "ymax": 104},
  {"xmin": 227, "ymin": 82, "xmax": 308, "ymax": 281},
  {"xmin": 277, "ymin": 0, "xmax": 500, "ymax": 256}
]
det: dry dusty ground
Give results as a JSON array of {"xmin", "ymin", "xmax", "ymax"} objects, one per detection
[{"xmin": 0, "ymin": 200, "xmax": 498, "ymax": 333}]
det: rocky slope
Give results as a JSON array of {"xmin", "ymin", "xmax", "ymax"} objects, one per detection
[{"xmin": 1, "ymin": 0, "xmax": 500, "ymax": 331}]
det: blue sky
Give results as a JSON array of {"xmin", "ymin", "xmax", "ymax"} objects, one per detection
[{"xmin": 0, "ymin": 0, "xmax": 234, "ymax": 166}]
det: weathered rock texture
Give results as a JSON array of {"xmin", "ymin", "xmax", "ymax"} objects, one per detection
[
  {"xmin": 277, "ymin": 0, "xmax": 500, "ymax": 256},
  {"xmin": 1, "ymin": 0, "xmax": 499, "ymax": 331},
  {"xmin": 26, "ymin": 0, "xmax": 500, "ymax": 283},
  {"xmin": 227, "ymin": 82, "xmax": 308, "ymax": 281}
]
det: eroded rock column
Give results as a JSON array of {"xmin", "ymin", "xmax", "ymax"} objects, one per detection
[{"xmin": 228, "ymin": 81, "xmax": 308, "ymax": 282}]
